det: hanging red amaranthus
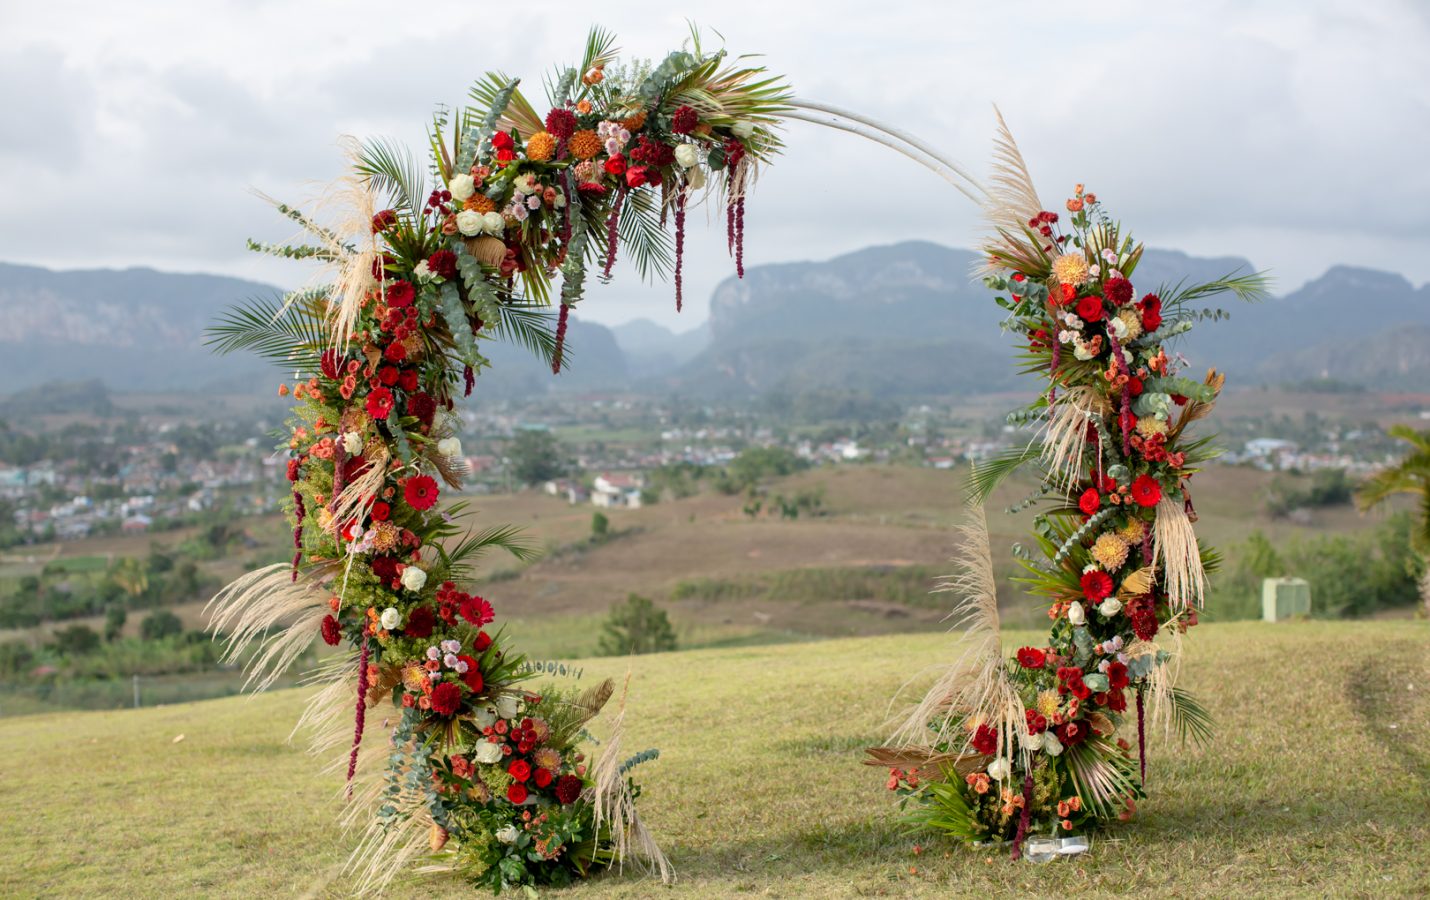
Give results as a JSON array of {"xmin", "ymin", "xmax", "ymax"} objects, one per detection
[
  {"xmin": 552, "ymin": 303, "xmax": 570, "ymax": 373},
  {"xmin": 602, "ymin": 187, "xmax": 626, "ymax": 278},
  {"xmin": 674, "ymin": 182, "xmax": 688, "ymax": 312},
  {"xmin": 345, "ymin": 634, "xmax": 370, "ymax": 800}
]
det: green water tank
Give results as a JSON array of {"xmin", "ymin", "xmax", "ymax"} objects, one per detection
[{"xmin": 1261, "ymin": 577, "xmax": 1311, "ymax": 622}]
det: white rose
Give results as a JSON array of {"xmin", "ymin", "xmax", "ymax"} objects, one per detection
[
  {"xmin": 687, "ymin": 166, "xmax": 706, "ymax": 190},
  {"xmin": 495, "ymin": 824, "xmax": 518, "ymax": 843},
  {"xmin": 1019, "ymin": 731, "xmax": 1044, "ymax": 751},
  {"xmin": 456, "ymin": 209, "xmax": 484, "ymax": 236},
  {"xmin": 448, "ymin": 174, "xmax": 476, "ymax": 202},
  {"xmin": 1042, "ymin": 731, "xmax": 1065, "ymax": 756},
  {"xmin": 674, "ymin": 143, "xmax": 699, "ymax": 169},
  {"xmin": 437, "ymin": 437, "xmax": 461, "ymax": 457},
  {"xmin": 1067, "ymin": 601, "xmax": 1086, "ymax": 626},
  {"xmin": 341, "ymin": 431, "xmax": 364, "ymax": 455},
  {"xmin": 379, "ymin": 607, "xmax": 401, "ymax": 631},
  {"xmin": 1108, "ymin": 316, "xmax": 1128, "ymax": 340},
  {"xmin": 1099, "ymin": 597, "xmax": 1123, "ymax": 618},
  {"xmin": 987, "ymin": 758, "xmax": 1010, "ymax": 781},
  {"xmin": 494, "ymin": 695, "xmax": 520, "ymax": 719},
  {"xmin": 481, "ymin": 211, "xmax": 505, "ymax": 234},
  {"xmin": 473, "ymin": 741, "xmax": 503, "ymax": 764},
  {"xmin": 400, "ymin": 566, "xmax": 427, "ymax": 592},
  {"xmin": 731, "ymin": 120, "xmax": 755, "ymax": 139},
  {"xmin": 472, "ymin": 705, "xmax": 497, "ymax": 729}
]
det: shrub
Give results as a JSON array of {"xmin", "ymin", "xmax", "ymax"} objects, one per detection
[
  {"xmin": 597, "ymin": 594, "xmax": 677, "ymax": 656},
  {"xmin": 140, "ymin": 610, "xmax": 184, "ymax": 641}
]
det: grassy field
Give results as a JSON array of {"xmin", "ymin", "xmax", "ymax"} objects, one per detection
[{"xmin": 4, "ymin": 620, "xmax": 1426, "ymax": 898}]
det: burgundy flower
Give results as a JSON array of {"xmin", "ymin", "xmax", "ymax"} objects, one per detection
[
  {"xmin": 1106, "ymin": 660, "xmax": 1130, "ymax": 690},
  {"xmin": 670, "ymin": 105, "xmax": 697, "ymax": 135},
  {"xmin": 427, "ymin": 249, "xmax": 458, "ymax": 280},
  {"xmin": 320, "ymin": 614, "xmax": 341, "ymax": 646},
  {"xmin": 1103, "ymin": 276, "xmax": 1134, "ymax": 306},
  {"xmin": 545, "ymin": 108, "xmax": 577, "ymax": 141},
  {"xmin": 971, "ymin": 724, "xmax": 998, "ymax": 756},
  {"xmin": 404, "ymin": 604, "xmax": 435, "ymax": 638},
  {"xmin": 406, "ymin": 391, "xmax": 437, "ymax": 426},
  {"xmin": 370, "ymin": 209, "xmax": 398, "ymax": 234},
  {"xmin": 554, "ymin": 775, "xmax": 582, "ymax": 804},
  {"xmin": 430, "ymin": 681, "xmax": 462, "ymax": 717}
]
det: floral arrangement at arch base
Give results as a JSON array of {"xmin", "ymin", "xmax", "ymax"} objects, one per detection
[
  {"xmin": 205, "ymin": 26, "xmax": 791, "ymax": 894},
  {"xmin": 868, "ymin": 121, "xmax": 1269, "ymax": 857}
]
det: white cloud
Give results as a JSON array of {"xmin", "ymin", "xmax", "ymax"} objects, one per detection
[{"xmin": 3, "ymin": 0, "xmax": 1427, "ymax": 330}]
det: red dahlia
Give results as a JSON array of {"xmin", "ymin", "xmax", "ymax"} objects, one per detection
[
  {"xmin": 404, "ymin": 475, "xmax": 439, "ymax": 510},
  {"xmin": 1080, "ymin": 570, "xmax": 1114, "ymax": 602},
  {"xmin": 406, "ymin": 391, "xmax": 437, "ymax": 426},
  {"xmin": 1078, "ymin": 488, "xmax": 1101, "ymax": 516},
  {"xmin": 460, "ymin": 595, "xmax": 495, "ymax": 627},
  {"xmin": 365, "ymin": 387, "xmax": 395, "ymax": 420},
  {"xmin": 1016, "ymin": 646, "xmax": 1046, "ymax": 669},
  {"xmin": 554, "ymin": 775, "xmax": 582, "ymax": 804},
  {"xmin": 1131, "ymin": 475, "xmax": 1162, "ymax": 508},
  {"xmin": 427, "ymin": 249, "xmax": 458, "ymax": 280},
  {"xmin": 320, "ymin": 614, "xmax": 341, "ymax": 646},
  {"xmin": 403, "ymin": 604, "xmax": 435, "ymax": 638},
  {"xmin": 377, "ymin": 365, "xmax": 398, "ymax": 386},
  {"xmin": 430, "ymin": 681, "xmax": 462, "ymax": 717},
  {"xmin": 671, "ymin": 105, "xmax": 698, "ymax": 134},
  {"xmin": 320, "ymin": 348, "xmax": 342, "ymax": 379},
  {"xmin": 382, "ymin": 342, "xmax": 407, "ymax": 363},
  {"xmin": 1106, "ymin": 660, "xmax": 1130, "ymax": 690},
  {"xmin": 1103, "ymin": 276, "xmax": 1134, "ymax": 306},
  {"xmin": 971, "ymin": 724, "xmax": 998, "ymax": 756},
  {"xmin": 1077, "ymin": 295, "xmax": 1105, "ymax": 322},
  {"xmin": 545, "ymin": 107, "xmax": 577, "ymax": 140}
]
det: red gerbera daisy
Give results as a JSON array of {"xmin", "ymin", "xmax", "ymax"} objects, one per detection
[
  {"xmin": 1131, "ymin": 474, "xmax": 1163, "ymax": 508},
  {"xmin": 385, "ymin": 280, "xmax": 415, "ymax": 308},
  {"xmin": 365, "ymin": 387, "xmax": 394, "ymax": 420},
  {"xmin": 459, "ymin": 595, "xmax": 495, "ymax": 627},
  {"xmin": 1016, "ymin": 646, "xmax": 1047, "ymax": 669},
  {"xmin": 1080, "ymin": 570, "xmax": 1114, "ymax": 602},
  {"xmin": 404, "ymin": 475, "xmax": 439, "ymax": 510}
]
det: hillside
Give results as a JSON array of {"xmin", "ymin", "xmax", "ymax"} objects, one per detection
[{"xmin": 4, "ymin": 622, "xmax": 1425, "ymax": 897}]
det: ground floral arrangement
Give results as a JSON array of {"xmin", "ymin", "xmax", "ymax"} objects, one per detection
[
  {"xmin": 206, "ymin": 26, "xmax": 791, "ymax": 895},
  {"xmin": 868, "ymin": 145, "xmax": 1268, "ymax": 857}
]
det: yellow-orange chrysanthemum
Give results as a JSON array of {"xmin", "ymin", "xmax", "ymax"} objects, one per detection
[
  {"xmin": 525, "ymin": 131, "xmax": 556, "ymax": 162},
  {"xmin": 1052, "ymin": 253, "xmax": 1091, "ymax": 286},
  {"xmin": 1136, "ymin": 417, "xmax": 1169, "ymax": 439},
  {"xmin": 1091, "ymin": 533, "xmax": 1130, "ymax": 571},
  {"xmin": 568, "ymin": 130, "xmax": 601, "ymax": 160}
]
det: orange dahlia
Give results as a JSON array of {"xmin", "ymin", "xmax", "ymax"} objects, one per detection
[
  {"xmin": 525, "ymin": 131, "xmax": 556, "ymax": 162},
  {"xmin": 620, "ymin": 110, "xmax": 647, "ymax": 131},
  {"xmin": 462, "ymin": 194, "xmax": 495, "ymax": 214},
  {"xmin": 568, "ymin": 129, "xmax": 601, "ymax": 160}
]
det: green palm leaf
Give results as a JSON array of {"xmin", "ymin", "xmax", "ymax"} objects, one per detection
[
  {"xmin": 205, "ymin": 290, "xmax": 330, "ymax": 373},
  {"xmin": 353, "ymin": 136, "xmax": 427, "ymax": 220}
]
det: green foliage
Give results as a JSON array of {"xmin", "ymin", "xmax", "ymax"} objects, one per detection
[
  {"xmin": 103, "ymin": 606, "xmax": 127, "ymax": 643},
  {"xmin": 509, "ymin": 429, "xmax": 567, "ymax": 486},
  {"xmin": 1264, "ymin": 468, "xmax": 1355, "ymax": 518},
  {"xmin": 140, "ymin": 610, "xmax": 183, "ymax": 641},
  {"xmin": 204, "ymin": 290, "xmax": 329, "ymax": 374},
  {"xmin": 51, "ymin": 624, "xmax": 101, "ymax": 655},
  {"xmin": 590, "ymin": 511, "xmax": 609, "ymax": 539},
  {"xmin": 596, "ymin": 594, "xmax": 677, "ymax": 656},
  {"xmin": 1357, "ymin": 425, "xmax": 1430, "ymax": 555},
  {"xmin": 716, "ymin": 447, "xmax": 808, "ymax": 495}
]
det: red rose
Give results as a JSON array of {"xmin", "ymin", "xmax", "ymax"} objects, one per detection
[
  {"xmin": 507, "ymin": 783, "xmax": 528, "ymax": 804},
  {"xmin": 460, "ymin": 595, "xmax": 495, "ymax": 627},
  {"xmin": 398, "ymin": 369, "xmax": 419, "ymax": 392},
  {"xmin": 508, "ymin": 759, "xmax": 532, "ymax": 783},
  {"xmin": 534, "ymin": 768, "xmax": 554, "ymax": 788},
  {"xmin": 554, "ymin": 775, "xmax": 581, "ymax": 804},
  {"xmin": 429, "ymin": 681, "xmax": 462, "ymax": 717},
  {"xmin": 604, "ymin": 154, "xmax": 627, "ymax": 175},
  {"xmin": 404, "ymin": 475, "xmax": 439, "ymax": 511},
  {"xmin": 1138, "ymin": 293, "xmax": 1162, "ymax": 332},
  {"xmin": 377, "ymin": 365, "xmax": 398, "ymax": 386},
  {"xmin": 971, "ymin": 724, "xmax": 998, "ymax": 756},
  {"xmin": 320, "ymin": 614, "xmax": 341, "ymax": 646},
  {"xmin": 382, "ymin": 342, "xmax": 407, "ymax": 363},
  {"xmin": 1080, "ymin": 570, "xmax": 1114, "ymax": 602},
  {"xmin": 1107, "ymin": 689, "xmax": 1129, "ymax": 713},
  {"xmin": 1106, "ymin": 660, "xmax": 1130, "ymax": 690},
  {"xmin": 1077, "ymin": 295, "xmax": 1105, "ymax": 322},
  {"xmin": 1131, "ymin": 475, "xmax": 1162, "ymax": 508},
  {"xmin": 1103, "ymin": 277, "xmax": 1133, "ymax": 306},
  {"xmin": 1025, "ymin": 709, "xmax": 1048, "ymax": 734},
  {"xmin": 473, "ymin": 631, "xmax": 493, "ymax": 652},
  {"xmin": 494, "ymin": 147, "xmax": 515, "ymax": 163},
  {"xmin": 370, "ymin": 209, "xmax": 398, "ymax": 233},
  {"xmin": 1016, "ymin": 646, "xmax": 1046, "ymax": 669},
  {"xmin": 1078, "ymin": 488, "xmax": 1101, "ymax": 516},
  {"xmin": 1128, "ymin": 376, "xmax": 1144, "ymax": 396},
  {"xmin": 1057, "ymin": 720, "xmax": 1088, "ymax": 746},
  {"xmin": 404, "ymin": 604, "xmax": 435, "ymax": 638},
  {"xmin": 457, "ymin": 655, "xmax": 483, "ymax": 693},
  {"xmin": 370, "ymin": 501, "xmax": 390, "ymax": 522},
  {"xmin": 364, "ymin": 387, "xmax": 394, "ymax": 420},
  {"xmin": 1066, "ymin": 675, "xmax": 1092, "ymax": 701},
  {"xmin": 427, "ymin": 249, "xmax": 458, "ymax": 280},
  {"xmin": 491, "ymin": 131, "xmax": 515, "ymax": 151},
  {"xmin": 625, "ymin": 166, "xmax": 649, "ymax": 188}
]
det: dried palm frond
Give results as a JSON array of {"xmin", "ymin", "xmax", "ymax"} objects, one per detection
[
  {"xmin": 1041, "ymin": 386, "xmax": 1105, "ymax": 493},
  {"xmin": 205, "ymin": 564, "xmax": 329, "ymax": 692},
  {"xmin": 862, "ymin": 746, "xmax": 987, "ymax": 781},
  {"xmin": 342, "ymin": 790, "xmax": 434, "ymax": 897},
  {"xmin": 888, "ymin": 504, "xmax": 1027, "ymax": 774},
  {"xmin": 1118, "ymin": 566, "xmax": 1157, "ymax": 600},
  {"xmin": 981, "ymin": 108, "xmax": 1042, "ymax": 244},
  {"xmin": 591, "ymin": 676, "xmax": 673, "ymax": 884},
  {"xmin": 1153, "ymin": 496, "xmax": 1205, "ymax": 609},
  {"xmin": 1064, "ymin": 737, "xmax": 1140, "ymax": 821}
]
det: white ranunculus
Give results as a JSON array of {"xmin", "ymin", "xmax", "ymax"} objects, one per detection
[
  {"xmin": 342, "ymin": 431, "xmax": 364, "ymax": 455},
  {"xmin": 553, "ymin": 191, "xmax": 566, "ymax": 209},
  {"xmin": 1020, "ymin": 731, "xmax": 1043, "ymax": 751},
  {"xmin": 472, "ymin": 705, "xmax": 497, "ymax": 729},
  {"xmin": 400, "ymin": 566, "xmax": 427, "ymax": 592},
  {"xmin": 448, "ymin": 174, "xmax": 476, "ymax": 202},
  {"xmin": 495, "ymin": 695, "xmax": 520, "ymax": 719},
  {"xmin": 1099, "ymin": 597, "xmax": 1123, "ymax": 618},
  {"xmin": 731, "ymin": 120, "xmax": 755, "ymax": 139},
  {"xmin": 1042, "ymin": 731, "xmax": 1065, "ymax": 756},
  {"xmin": 456, "ymin": 209, "xmax": 484, "ymax": 236},
  {"xmin": 379, "ymin": 606, "xmax": 401, "ymax": 631},
  {"xmin": 437, "ymin": 437, "xmax": 461, "ymax": 457},
  {"xmin": 495, "ymin": 824, "xmax": 518, "ymax": 843},
  {"xmin": 687, "ymin": 166, "xmax": 706, "ymax": 190},
  {"xmin": 674, "ymin": 143, "xmax": 699, "ymax": 169},
  {"xmin": 987, "ymin": 758, "xmax": 1011, "ymax": 781},
  {"xmin": 1108, "ymin": 316, "xmax": 1128, "ymax": 340},
  {"xmin": 481, "ymin": 211, "xmax": 505, "ymax": 234},
  {"xmin": 413, "ymin": 260, "xmax": 433, "ymax": 281},
  {"xmin": 473, "ymin": 741, "xmax": 503, "ymax": 764},
  {"xmin": 1067, "ymin": 601, "xmax": 1086, "ymax": 626}
]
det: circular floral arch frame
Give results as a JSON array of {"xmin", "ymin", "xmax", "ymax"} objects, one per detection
[{"xmin": 208, "ymin": 26, "xmax": 1261, "ymax": 893}]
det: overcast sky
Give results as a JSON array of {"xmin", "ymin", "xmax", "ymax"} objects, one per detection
[{"xmin": 3, "ymin": 0, "xmax": 1427, "ymax": 331}]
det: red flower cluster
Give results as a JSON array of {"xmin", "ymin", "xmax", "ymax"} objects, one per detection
[
  {"xmin": 1056, "ymin": 666, "xmax": 1092, "ymax": 700},
  {"xmin": 427, "ymin": 249, "xmax": 458, "ymax": 280},
  {"xmin": 371, "ymin": 209, "xmax": 398, "ymax": 233},
  {"xmin": 971, "ymin": 723, "xmax": 999, "ymax": 755},
  {"xmin": 1025, "ymin": 708, "xmax": 1048, "ymax": 735},
  {"xmin": 670, "ymin": 105, "xmax": 697, "ymax": 134},
  {"xmin": 321, "ymin": 614, "xmax": 342, "ymax": 646},
  {"xmin": 1138, "ymin": 293, "xmax": 1162, "ymax": 332}
]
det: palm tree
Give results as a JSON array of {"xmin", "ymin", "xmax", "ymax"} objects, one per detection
[{"xmin": 1357, "ymin": 425, "xmax": 1430, "ymax": 613}]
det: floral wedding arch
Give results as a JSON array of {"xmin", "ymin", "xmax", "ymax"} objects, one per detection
[{"xmin": 206, "ymin": 25, "xmax": 1266, "ymax": 893}]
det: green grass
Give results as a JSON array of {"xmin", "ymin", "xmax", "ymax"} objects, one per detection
[{"xmin": 4, "ymin": 621, "xmax": 1427, "ymax": 897}]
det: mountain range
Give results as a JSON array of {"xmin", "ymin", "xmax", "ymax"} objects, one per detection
[{"xmin": 1, "ymin": 244, "xmax": 1427, "ymax": 400}]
